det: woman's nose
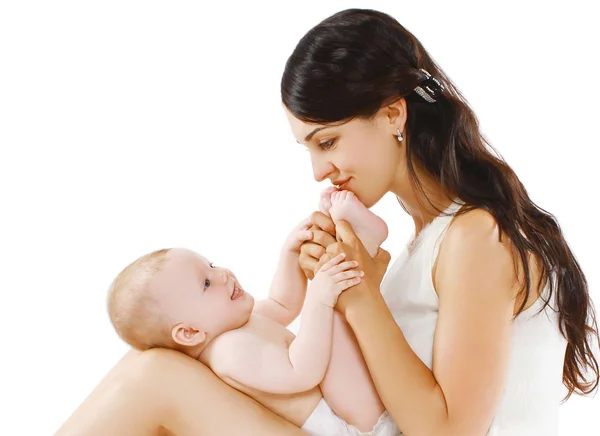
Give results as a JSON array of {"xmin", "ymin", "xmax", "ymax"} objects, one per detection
[{"xmin": 311, "ymin": 154, "xmax": 334, "ymax": 182}]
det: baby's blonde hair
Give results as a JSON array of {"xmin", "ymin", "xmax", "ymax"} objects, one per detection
[{"xmin": 107, "ymin": 248, "xmax": 175, "ymax": 351}]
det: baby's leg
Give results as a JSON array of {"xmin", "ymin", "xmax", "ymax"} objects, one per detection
[
  {"xmin": 328, "ymin": 190, "xmax": 388, "ymax": 258},
  {"xmin": 319, "ymin": 311, "xmax": 385, "ymax": 432}
]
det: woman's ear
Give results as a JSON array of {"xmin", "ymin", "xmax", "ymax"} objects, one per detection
[
  {"xmin": 385, "ymin": 98, "xmax": 408, "ymax": 134},
  {"xmin": 171, "ymin": 323, "xmax": 207, "ymax": 348}
]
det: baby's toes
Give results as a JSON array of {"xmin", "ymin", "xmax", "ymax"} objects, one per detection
[{"xmin": 321, "ymin": 186, "xmax": 337, "ymax": 199}]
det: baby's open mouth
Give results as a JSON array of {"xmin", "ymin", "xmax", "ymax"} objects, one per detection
[{"xmin": 230, "ymin": 282, "xmax": 244, "ymax": 300}]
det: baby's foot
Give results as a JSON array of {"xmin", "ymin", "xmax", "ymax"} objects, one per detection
[
  {"xmin": 319, "ymin": 186, "xmax": 338, "ymax": 217},
  {"xmin": 329, "ymin": 191, "xmax": 388, "ymax": 258}
]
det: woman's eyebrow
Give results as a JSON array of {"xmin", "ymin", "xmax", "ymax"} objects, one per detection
[{"xmin": 305, "ymin": 126, "xmax": 329, "ymax": 141}]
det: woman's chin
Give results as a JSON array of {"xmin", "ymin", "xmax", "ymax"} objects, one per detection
[{"xmin": 355, "ymin": 191, "xmax": 382, "ymax": 209}]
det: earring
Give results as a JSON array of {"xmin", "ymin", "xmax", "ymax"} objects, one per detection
[{"xmin": 396, "ymin": 129, "xmax": 404, "ymax": 142}]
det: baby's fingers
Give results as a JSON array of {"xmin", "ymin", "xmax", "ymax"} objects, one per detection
[
  {"xmin": 334, "ymin": 275, "xmax": 363, "ymax": 293},
  {"xmin": 318, "ymin": 253, "xmax": 346, "ymax": 273},
  {"xmin": 326, "ymin": 260, "xmax": 359, "ymax": 275},
  {"xmin": 296, "ymin": 217, "xmax": 313, "ymax": 231},
  {"xmin": 295, "ymin": 228, "xmax": 313, "ymax": 242},
  {"xmin": 334, "ymin": 269, "xmax": 364, "ymax": 283}
]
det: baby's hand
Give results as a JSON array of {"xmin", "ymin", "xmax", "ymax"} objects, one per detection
[
  {"xmin": 282, "ymin": 217, "xmax": 314, "ymax": 255},
  {"xmin": 306, "ymin": 253, "xmax": 363, "ymax": 307}
]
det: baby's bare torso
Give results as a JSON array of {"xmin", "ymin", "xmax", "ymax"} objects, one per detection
[{"xmin": 199, "ymin": 314, "xmax": 322, "ymax": 427}]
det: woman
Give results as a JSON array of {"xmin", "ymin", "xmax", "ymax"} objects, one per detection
[{"xmin": 56, "ymin": 8, "xmax": 598, "ymax": 436}]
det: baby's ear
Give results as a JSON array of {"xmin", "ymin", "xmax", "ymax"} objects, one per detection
[{"xmin": 171, "ymin": 323, "xmax": 207, "ymax": 347}]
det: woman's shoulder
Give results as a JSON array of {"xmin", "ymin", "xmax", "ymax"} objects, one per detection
[
  {"xmin": 446, "ymin": 206, "xmax": 500, "ymax": 243},
  {"xmin": 442, "ymin": 205, "xmax": 520, "ymax": 254},
  {"xmin": 434, "ymin": 206, "xmax": 519, "ymax": 299}
]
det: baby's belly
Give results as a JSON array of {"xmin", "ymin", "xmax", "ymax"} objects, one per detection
[{"xmin": 223, "ymin": 374, "xmax": 322, "ymax": 427}]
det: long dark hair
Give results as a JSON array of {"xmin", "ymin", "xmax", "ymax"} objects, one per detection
[{"xmin": 281, "ymin": 8, "xmax": 599, "ymax": 399}]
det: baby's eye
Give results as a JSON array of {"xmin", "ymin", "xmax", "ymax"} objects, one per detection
[
  {"xmin": 204, "ymin": 278, "xmax": 211, "ymax": 289},
  {"xmin": 208, "ymin": 261, "xmax": 215, "ymax": 268}
]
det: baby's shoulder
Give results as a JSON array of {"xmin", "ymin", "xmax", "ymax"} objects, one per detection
[
  {"xmin": 209, "ymin": 325, "xmax": 255, "ymax": 353},
  {"xmin": 201, "ymin": 330, "xmax": 248, "ymax": 374},
  {"xmin": 202, "ymin": 316, "xmax": 271, "ymax": 371}
]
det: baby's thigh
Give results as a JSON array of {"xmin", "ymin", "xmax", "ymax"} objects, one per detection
[{"xmin": 320, "ymin": 312, "xmax": 385, "ymax": 429}]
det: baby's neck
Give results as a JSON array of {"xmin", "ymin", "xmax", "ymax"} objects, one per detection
[{"xmin": 177, "ymin": 341, "xmax": 208, "ymax": 361}]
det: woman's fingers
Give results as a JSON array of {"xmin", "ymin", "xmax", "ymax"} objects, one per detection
[
  {"xmin": 325, "ymin": 241, "xmax": 344, "ymax": 257},
  {"xmin": 311, "ymin": 229, "xmax": 337, "ymax": 249},
  {"xmin": 334, "ymin": 219, "xmax": 360, "ymax": 246},
  {"xmin": 310, "ymin": 211, "xmax": 336, "ymax": 237},
  {"xmin": 302, "ymin": 241, "xmax": 326, "ymax": 259},
  {"xmin": 299, "ymin": 250, "xmax": 319, "ymax": 280}
]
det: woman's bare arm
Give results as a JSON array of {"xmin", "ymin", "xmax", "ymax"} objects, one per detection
[
  {"xmin": 333, "ymin": 211, "xmax": 517, "ymax": 436},
  {"xmin": 55, "ymin": 348, "xmax": 307, "ymax": 436}
]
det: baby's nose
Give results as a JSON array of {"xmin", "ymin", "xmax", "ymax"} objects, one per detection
[{"xmin": 220, "ymin": 270, "xmax": 229, "ymax": 284}]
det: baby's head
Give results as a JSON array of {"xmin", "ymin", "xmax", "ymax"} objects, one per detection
[{"xmin": 107, "ymin": 247, "xmax": 254, "ymax": 356}]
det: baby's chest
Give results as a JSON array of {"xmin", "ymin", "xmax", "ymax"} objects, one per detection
[{"xmin": 249, "ymin": 316, "xmax": 295, "ymax": 348}]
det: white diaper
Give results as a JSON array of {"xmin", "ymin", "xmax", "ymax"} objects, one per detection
[{"xmin": 301, "ymin": 398, "xmax": 401, "ymax": 436}]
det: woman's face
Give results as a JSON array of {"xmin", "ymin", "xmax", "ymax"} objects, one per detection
[{"xmin": 285, "ymin": 103, "xmax": 407, "ymax": 208}]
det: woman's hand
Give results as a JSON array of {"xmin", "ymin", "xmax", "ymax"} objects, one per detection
[
  {"xmin": 299, "ymin": 211, "xmax": 337, "ymax": 280},
  {"xmin": 316, "ymin": 220, "xmax": 391, "ymax": 316}
]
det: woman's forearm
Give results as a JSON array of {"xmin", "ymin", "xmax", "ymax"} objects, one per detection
[{"xmin": 346, "ymin": 293, "xmax": 451, "ymax": 436}]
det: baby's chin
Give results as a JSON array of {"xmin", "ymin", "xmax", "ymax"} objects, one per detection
[
  {"xmin": 241, "ymin": 289, "xmax": 254, "ymax": 303},
  {"xmin": 241, "ymin": 293, "xmax": 256, "ymax": 318},
  {"xmin": 239, "ymin": 292, "xmax": 255, "ymax": 315}
]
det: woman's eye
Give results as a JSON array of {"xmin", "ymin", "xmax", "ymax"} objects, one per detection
[
  {"xmin": 319, "ymin": 139, "xmax": 336, "ymax": 150},
  {"xmin": 204, "ymin": 278, "xmax": 211, "ymax": 289}
]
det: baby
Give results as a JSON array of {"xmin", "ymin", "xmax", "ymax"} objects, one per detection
[{"xmin": 107, "ymin": 189, "xmax": 398, "ymax": 436}]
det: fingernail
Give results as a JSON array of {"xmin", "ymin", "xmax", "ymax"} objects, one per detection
[
  {"xmin": 360, "ymin": 271, "xmax": 364, "ymax": 276},
  {"xmin": 339, "ymin": 253, "xmax": 346, "ymax": 258},
  {"xmin": 306, "ymin": 231, "xmax": 312, "ymax": 238}
]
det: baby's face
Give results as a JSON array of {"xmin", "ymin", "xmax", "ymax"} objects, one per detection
[{"xmin": 151, "ymin": 248, "xmax": 254, "ymax": 338}]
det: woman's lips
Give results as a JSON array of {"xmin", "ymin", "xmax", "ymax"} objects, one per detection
[{"xmin": 337, "ymin": 179, "xmax": 351, "ymax": 191}]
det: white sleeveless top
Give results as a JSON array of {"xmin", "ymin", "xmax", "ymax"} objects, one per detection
[{"xmin": 381, "ymin": 201, "xmax": 568, "ymax": 436}]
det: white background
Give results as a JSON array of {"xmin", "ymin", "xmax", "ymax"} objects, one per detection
[{"xmin": 1, "ymin": 1, "xmax": 598, "ymax": 434}]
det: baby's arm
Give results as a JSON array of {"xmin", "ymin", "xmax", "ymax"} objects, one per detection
[
  {"xmin": 253, "ymin": 250, "xmax": 307, "ymax": 326},
  {"xmin": 219, "ymin": 254, "xmax": 362, "ymax": 394},
  {"xmin": 216, "ymin": 300, "xmax": 334, "ymax": 394},
  {"xmin": 253, "ymin": 219, "xmax": 312, "ymax": 326}
]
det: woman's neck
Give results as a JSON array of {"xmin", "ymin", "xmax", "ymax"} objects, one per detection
[{"xmin": 392, "ymin": 166, "xmax": 455, "ymax": 235}]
